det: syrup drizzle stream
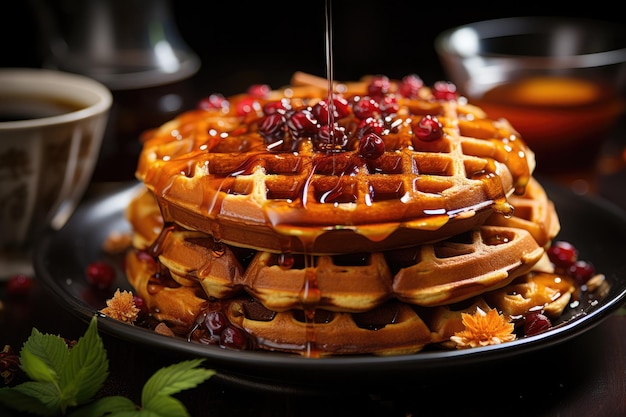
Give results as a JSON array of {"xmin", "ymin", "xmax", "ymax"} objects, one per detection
[
  {"xmin": 296, "ymin": 0, "xmax": 336, "ymax": 357},
  {"xmin": 325, "ymin": 0, "xmax": 335, "ymax": 136}
]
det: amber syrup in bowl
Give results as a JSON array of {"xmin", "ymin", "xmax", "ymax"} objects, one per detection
[{"xmin": 471, "ymin": 76, "xmax": 625, "ymax": 173}]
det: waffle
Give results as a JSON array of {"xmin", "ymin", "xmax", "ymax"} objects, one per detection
[
  {"xmin": 485, "ymin": 176, "xmax": 560, "ymax": 248},
  {"xmin": 124, "ymin": 180, "xmax": 550, "ymax": 355},
  {"xmin": 121, "ymin": 73, "xmax": 568, "ymax": 357},
  {"xmin": 136, "ymin": 73, "xmax": 535, "ymax": 254}
]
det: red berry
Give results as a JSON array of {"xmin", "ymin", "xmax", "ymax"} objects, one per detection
[
  {"xmin": 352, "ymin": 96, "xmax": 381, "ymax": 120},
  {"xmin": 286, "ymin": 109, "xmax": 318, "ymax": 138},
  {"xmin": 86, "ymin": 261, "xmax": 116, "ymax": 290},
  {"xmin": 547, "ymin": 241, "xmax": 578, "ymax": 269},
  {"xmin": 432, "ymin": 81, "xmax": 458, "ymax": 100},
  {"xmin": 316, "ymin": 124, "xmax": 348, "ymax": 150},
  {"xmin": 205, "ymin": 310, "xmax": 228, "ymax": 335},
  {"xmin": 5, "ymin": 274, "xmax": 33, "ymax": 297},
  {"xmin": 263, "ymin": 99, "xmax": 290, "ymax": 115},
  {"xmin": 357, "ymin": 117, "xmax": 385, "ymax": 136},
  {"xmin": 312, "ymin": 97, "xmax": 350, "ymax": 122},
  {"xmin": 359, "ymin": 133, "xmax": 385, "ymax": 160},
  {"xmin": 259, "ymin": 113, "xmax": 285, "ymax": 140},
  {"xmin": 220, "ymin": 325, "xmax": 249, "ymax": 349},
  {"xmin": 412, "ymin": 115, "xmax": 443, "ymax": 142},
  {"xmin": 133, "ymin": 295, "xmax": 148, "ymax": 318},
  {"xmin": 247, "ymin": 84, "xmax": 271, "ymax": 98},
  {"xmin": 0, "ymin": 346, "xmax": 20, "ymax": 383},
  {"xmin": 235, "ymin": 97, "xmax": 261, "ymax": 116},
  {"xmin": 399, "ymin": 74, "xmax": 423, "ymax": 98},
  {"xmin": 378, "ymin": 94, "xmax": 399, "ymax": 116},
  {"xmin": 569, "ymin": 260, "xmax": 595, "ymax": 285},
  {"xmin": 523, "ymin": 311, "xmax": 552, "ymax": 336},
  {"xmin": 367, "ymin": 75, "xmax": 391, "ymax": 97},
  {"xmin": 197, "ymin": 93, "xmax": 228, "ymax": 111}
]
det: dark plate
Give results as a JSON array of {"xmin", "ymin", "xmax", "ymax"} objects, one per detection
[{"xmin": 34, "ymin": 179, "xmax": 626, "ymax": 389}]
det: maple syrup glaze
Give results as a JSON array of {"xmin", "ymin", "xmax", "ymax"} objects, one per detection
[{"xmin": 138, "ymin": 96, "xmax": 532, "ymax": 357}]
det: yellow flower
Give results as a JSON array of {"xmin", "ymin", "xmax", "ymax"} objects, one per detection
[
  {"xmin": 450, "ymin": 306, "xmax": 515, "ymax": 349},
  {"xmin": 101, "ymin": 289, "xmax": 140, "ymax": 324}
]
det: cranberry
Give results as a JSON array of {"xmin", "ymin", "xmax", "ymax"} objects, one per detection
[
  {"xmin": 220, "ymin": 325, "xmax": 249, "ymax": 350},
  {"xmin": 569, "ymin": 260, "xmax": 595, "ymax": 285},
  {"xmin": 312, "ymin": 97, "xmax": 350, "ymax": 122},
  {"xmin": 523, "ymin": 311, "xmax": 552, "ymax": 336},
  {"xmin": 378, "ymin": 95, "xmax": 399, "ymax": 116},
  {"xmin": 205, "ymin": 310, "xmax": 228, "ymax": 335},
  {"xmin": 247, "ymin": 84, "xmax": 271, "ymax": 98},
  {"xmin": 332, "ymin": 96, "xmax": 351, "ymax": 118},
  {"xmin": 352, "ymin": 96, "xmax": 380, "ymax": 120},
  {"xmin": 5, "ymin": 274, "xmax": 33, "ymax": 297},
  {"xmin": 86, "ymin": 261, "xmax": 116, "ymax": 290},
  {"xmin": 259, "ymin": 113, "xmax": 285, "ymax": 140},
  {"xmin": 367, "ymin": 75, "xmax": 391, "ymax": 97},
  {"xmin": 412, "ymin": 115, "xmax": 443, "ymax": 142},
  {"xmin": 0, "ymin": 345, "xmax": 20, "ymax": 384},
  {"xmin": 315, "ymin": 124, "xmax": 348, "ymax": 150},
  {"xmin": 359, "ymin": 133, "xmax": 385, "ymax": 160},
  {"xmin": 357, "ymin": 117, "xmax": 385, "ymax": 136},
  {"xmin": 133, "ymin": 295, "xmax": 149, "ymax": 319},
  {"xmin": 432, "ymin": 81, "xmax": 458, "ymax": 100},
  {"xmin": 263, "ymin": 99, "xmax": 290, "ymax": 115},
  {"xmin": 547, "ymin": 241, "xmax": 578, "ymax": 269},
  {"xmin": 285, "ymin": 109, "xmax": 318, "ymax": 138},
  {"xmin": 235, "ymin": 97, "xmax": 261, "ymax": 117},
  {"xmin": 399, "ymin": 74, "xmax": 423, "ymax": 98},
  {"xmin": 197, "ymin": 93, "xmax": 227, "ymax": 111}
]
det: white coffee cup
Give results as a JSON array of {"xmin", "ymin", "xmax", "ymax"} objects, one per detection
[{"xmin": 0, "ymin": 68, "xmax": 112, "ymax": 278}]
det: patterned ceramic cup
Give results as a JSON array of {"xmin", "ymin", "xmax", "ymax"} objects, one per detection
[{"xmin": 0, "ymin": 68, "xmax": 112, "ymax": 278}]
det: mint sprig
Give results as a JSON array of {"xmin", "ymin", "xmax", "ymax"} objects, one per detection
[{"xmin": 0, "ymin": 316, "xmax": 215, "ymax": 416}]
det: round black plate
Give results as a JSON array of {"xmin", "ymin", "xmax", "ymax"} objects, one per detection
[{"xmin": 34, "ymin": 180, "xmax": 626, "ymax": 388}]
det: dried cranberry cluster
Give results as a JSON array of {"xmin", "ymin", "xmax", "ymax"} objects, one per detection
[
  {"xmin": 521, "ymin": 240, "xmax": 597, "ymax": 337},
  {"xmin": 198, "ymin": 74, "xmax": 454, "ymax": 158}
]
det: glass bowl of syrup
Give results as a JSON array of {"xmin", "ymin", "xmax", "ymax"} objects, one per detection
[{"xmin": 435, "ymin": 16, "xmax": 626, "ymax": 174}]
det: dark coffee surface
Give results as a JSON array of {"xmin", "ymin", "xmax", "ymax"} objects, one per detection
[{"xmin": 0, "ymin": 95, "xmax": 84, "ymax": 122}]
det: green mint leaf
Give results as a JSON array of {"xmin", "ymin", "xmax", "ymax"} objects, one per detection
[
  {"xmin": 61, "ymin": 316, "xmax": 109, "ymax": 404},
  {"xmin": 68, "ymin": 395, "xmax": 137, "ymax": 417},
  {"xmin": 20, "ymin": 328, "xmax": 69, "ymax": 384},
  {"xmin": 141, "ymin": 358, "xmax": 214, "ymax": 406},
  {"xmin": 143, "ymin": 395, "xmax": 190, "ymax": 417},
  {"xmin": 0, "ymin": 386, "xmax": 50, "ymax": 416},
  {"xmin": 0, "ymin": 381, "xmax": 61, "ymax": 416}
]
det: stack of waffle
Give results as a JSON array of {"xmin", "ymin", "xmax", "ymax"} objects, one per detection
[{"xmin": 124, "ymin": 73, "xmax": 564, "ymax": 356}]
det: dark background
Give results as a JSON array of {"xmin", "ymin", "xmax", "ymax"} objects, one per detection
[
  {"xmin": 2, "ymin": 1, "xmax": 625, "ymax": 181},
  {"xmin": 4, "ymin": 1, "xmax": 625, "ymax": 90}
]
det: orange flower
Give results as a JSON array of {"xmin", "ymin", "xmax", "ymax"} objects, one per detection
[
  {"xmin": 101, "ymin": 289, "xmax": 140, "ymax": 324},
  {"xmin": 450, "ymin": 306, "xmax": 515, "ymax": 349}
]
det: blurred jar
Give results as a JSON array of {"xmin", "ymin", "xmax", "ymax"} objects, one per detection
[
  {"xmin": 31, "ymin": 0, "xmax": 201, "ymax": 181},
  {"xmin": 435, "ymin": 17, "xmax": 626, "ymax": 174}
]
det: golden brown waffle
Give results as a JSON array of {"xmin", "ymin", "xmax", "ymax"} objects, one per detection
[
  {"xmin": 124, "ymin": 182, "xmax": 553, "ymax": 355},
  {"xmin": 225, "ymin": 298, "xmax": 434, "ymax": 356},
  {"xmin": 121, "ymin": 73, "xmax": 570, "ymax": 356},
  {"xmin": 390, "ymin": 226, "xmax": 544, "ymax": 306},
  {"xmin": 126, "ymin": 187, "xmax": 544, "ymax": 312},
  {"xmin": 484, "ymin": 272, "xmax": 576, "ymax": 318},
  {"xmin": 125, "ymin": 247, "xmax": 434, "ymax": 356},
  {"xmin": 485, "ymin": 176, "xmax": 560, "ymax": 247},
  {"xmin": 136, "ymin": 74, "xmax": 535, "ymax": 254}
]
